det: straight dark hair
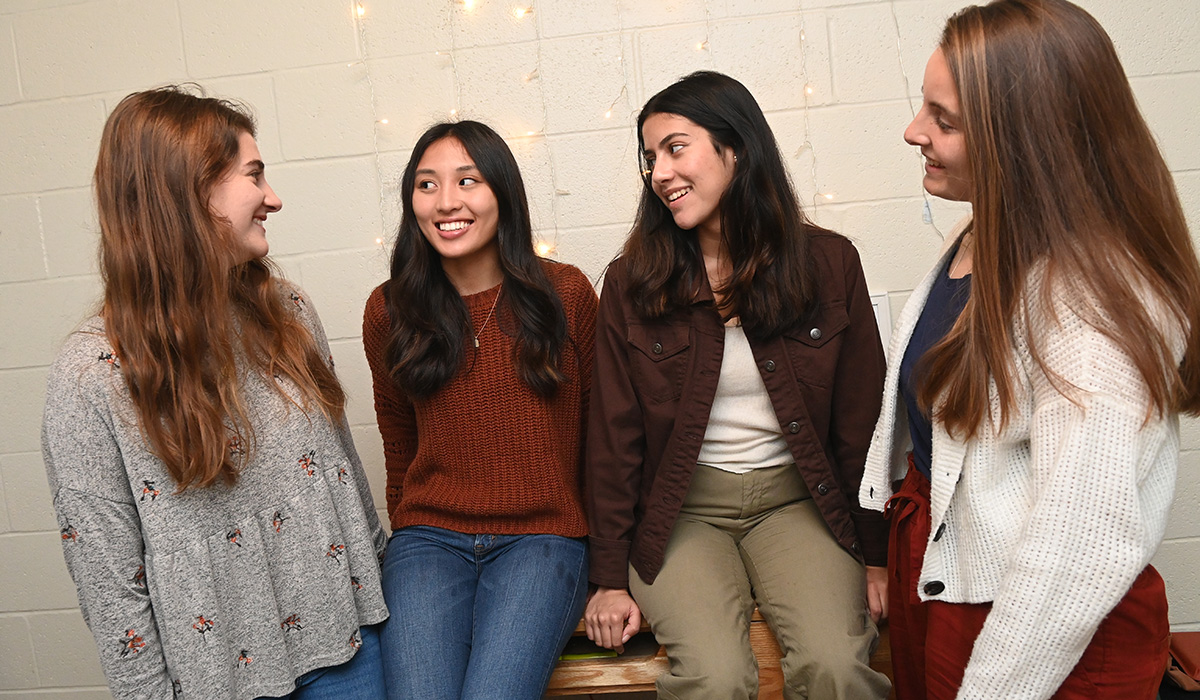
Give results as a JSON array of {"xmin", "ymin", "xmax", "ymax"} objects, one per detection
[
  {"xmin": 918, "ymin": 0, "xmax": 1200, "ymax": 436},
  {"xmin": 624, "ymin": 71, "xmax": 823, "ymax": 339},
  {"xmin": 382, "ymin": 121, "xmax": 569, "ymax": 398}
]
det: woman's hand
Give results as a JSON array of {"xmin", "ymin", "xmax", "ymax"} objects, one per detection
[
  {"xmin": 866, "ymin": 565, "xmax": 888, "ymax": 622},
  {"xmin": 584, "ymin": 586, "xmax": 642, "ymax": 654}
]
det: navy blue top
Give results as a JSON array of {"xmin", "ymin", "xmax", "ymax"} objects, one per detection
[{"xmin": 899, "ymin": 247, "xmax": 972, "ymax": 478}]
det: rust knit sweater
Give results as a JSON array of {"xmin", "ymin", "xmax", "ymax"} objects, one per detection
[{"xmin": 362, "ymin": 261, "xmax": 596, "ymax": 537}]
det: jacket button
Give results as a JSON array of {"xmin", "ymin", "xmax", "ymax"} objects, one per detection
[
  {"xmin": 765, "ymin": 360, "xmax": 776, "ymax": 372},
  {"xmin": 851, "ymin": 542, "xmax": 860, "ymax": 553},
  {"xmin": 809, "ymin": 327, "xmax": 822, "ymax": 340},
  {"xmin": 652, "ymin": 342, "xmax": 663, "ymax": 354},
  {"xmin": 923, "ymin": 581, "xmax": 945, "ymax": 596},
  {"xmin": 787, "ymin": 421, "xmax": 800, "ymax": 433},
  {"xmin": 816, "ymin": 483, "xmax": 829, "ymax": 495},
  {"xmin": 933, "ymin": 523, "xmax": 946, "ymax": 542}
]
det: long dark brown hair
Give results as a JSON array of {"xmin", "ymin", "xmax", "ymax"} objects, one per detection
[
  {"xmin": 918, "ymin": 0, "xmax": 1200, "ymax": 436},
  {"xmin": 382, "ymin": 121, "xmax": 569, "ymax": 398},
  {"xmin": 96, "ymin": 85, "xmax": 345, "ymax": 490},
  {"xmin": 624, "ymin": 71, "xmax": 824, "ymax": 339}
]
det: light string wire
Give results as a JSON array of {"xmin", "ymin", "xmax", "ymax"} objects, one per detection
[
  {"xmin": 888, "ymin": 0, "xmax": 943, "ymax": 236},
  {"xmin": 793, "ymin": 0, "xmax": 826, "ymax": 210},
  {"xmin": 349, "ymin": 2, "xmax": 392, "ymax": 251},
  {"xmin": 527, "ymin": 4, "xmax": 564, "ymax": 257}
]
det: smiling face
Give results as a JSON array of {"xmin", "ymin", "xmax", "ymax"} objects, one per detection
[
  {"xmin": 904, "ymin": 48, "xmax": 972, "ymax": 202},
  {"xmin": 412, "ymin": 136, "xmax": 502, "ymax": 282},
  {"xmin": 641, "ymin": 112, "xmax": 736, "ymax": 239},
  {"xmin": 208, "ymin": 132, "xmax": 282, "ymax": 264}
]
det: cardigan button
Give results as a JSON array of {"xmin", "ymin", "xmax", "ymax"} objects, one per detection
[
  {"xmin": 816, "ymin": 483, "xmax": 830, "ymax": 496},
  {"xmin": 923, "ymin": 581, "xmax": 945, "ymax": 596},
  {"xmin": 765, "ymin": 360, "xmax": 776, "ymax": 372},
  {"xmin": 809, "ymin": 327, "xmax": 822, "ymax": 340},
  {"xmin": 787, "ymin": 421, "xmax": 800, "ymax": 433},
  {"xmin": 933, "ymin": 523, "xmax": 946, "ymax": 542},
  {"xmin": 652, "ymin": 342, "xmax": 663, "ymax": 355}
]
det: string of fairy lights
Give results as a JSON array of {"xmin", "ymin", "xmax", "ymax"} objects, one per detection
[{"xmin": 348, "ymin": 0, "xmax": 928, "ymax": 254}]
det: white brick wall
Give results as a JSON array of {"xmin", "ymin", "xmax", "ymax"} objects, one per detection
[{"xmin": 1, "ymin": 0, "xmax": 1197, "ymax": 696}]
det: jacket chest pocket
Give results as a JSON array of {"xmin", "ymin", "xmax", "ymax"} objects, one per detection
[
  {"xmin": 783, "ymin": 303, "xmax": 850, "ymax": 389},
  {"xmin": 627, "ymin": 324, "xmax": 691, "ymax": 404}
]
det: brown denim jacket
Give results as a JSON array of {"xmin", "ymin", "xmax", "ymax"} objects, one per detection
[{"xmin": 586, "ymin": 232, "xmax": 888, "ymax": 589}]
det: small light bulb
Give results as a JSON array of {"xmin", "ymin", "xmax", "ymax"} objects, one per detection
[
  {"xmin": 379, "ymin": 118, "xmax": 389, "ymax": 125},
  {"xmin": 805, "ymin": 85, "xmax": 814, "ymax": 95},
  {"xmin": 800, "ymin": 31, "xmax": 806, "ymax": 41},
  {"xmin": 356, "ymin": 4, "xmax": 365, "ymax": 17},
  {"xmin": 696, "ymin": 40, "xmax": 709, "ymax": 51},
  {"xmin": 449, "ymin": 108, "xmax": 457, "ymax": 116},
  {"xmin": 462, "ymin": 0, "xmax": 475, "ymax": 9},
  {"xmin": 375, "ymin": 237, "xmax": 383, "ymax": 246},
  {"xmin": 513, "ymin": 6, "xmax": 532, "ymax": 19},
  {"xmin": 526, "ymin": 131, "xmax": 536, "ymax": 136},
  {"xmin": 536, "ymin": 242, "xmax": 554, "ymax": 256},
  {"xmin": 823, "ymin": 193, "xmax": 835, "ymax": 200},
  {"xmin": 604, "ymin": 110, "xmax": 613, "ymax": 119}
]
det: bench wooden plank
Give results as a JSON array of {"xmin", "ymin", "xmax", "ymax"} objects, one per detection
[{"xmin": 546, "ymin": 610, "xmax": 893, "ymax": 699}]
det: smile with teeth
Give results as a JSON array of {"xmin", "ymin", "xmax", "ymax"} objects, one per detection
[
  {"xmin": 666, "ymin": 187, "xmax": 691, "ymax": 202},
  {"xmin": 924, "ymin": 156, "xmax": 945, "ymax": 168},
  {"xmin": 437, "ymin": 220, "xmax": 472, "ymax": 231}
]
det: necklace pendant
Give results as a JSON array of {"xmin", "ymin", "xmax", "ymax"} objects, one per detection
[{"xmin": 474, "ymin": 337, "xmax": 480, "ymax": 348}]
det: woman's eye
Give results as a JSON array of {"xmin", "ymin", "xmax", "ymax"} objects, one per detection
[
  {"xmin": 460, "ymin": 177, "xmax": 478, "ymax": 186},
  {"xmin": 669, "ymin": 144, "xmax": 684, "ymax": 154},
  {"xmin": 417, "ymin": 180, "xmax": 436, "ymax": 190},
  {"xmin": 936, "ymin": 118, "xmax": 955, "ymax": 133}
]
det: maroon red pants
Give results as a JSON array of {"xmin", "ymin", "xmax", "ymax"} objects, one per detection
[{"xmin": 884, "ymin": 461, "xmax": 1169, "ymax": 700}]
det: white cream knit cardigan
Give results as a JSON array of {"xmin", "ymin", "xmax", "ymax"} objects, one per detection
[{"xmin": 859, "ymin": 221, "xmax": 1183, "ymax": 700}]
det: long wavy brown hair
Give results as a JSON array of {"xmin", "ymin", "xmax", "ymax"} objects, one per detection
[
  {"xmin": 919, "ymin": 0, "xmax": 1200, "ymax": 436},
  {"xmin": 95, "ymin": 85, "xmax": 345, "ymax": 490}
]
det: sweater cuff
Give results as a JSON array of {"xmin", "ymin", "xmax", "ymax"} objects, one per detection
[
  {"xmin": 588, "ymin": 535, "xmax": 632, "ymax": 589},
  {"xmin": 851, "ymin": 509, "xmax": 889, "ymax": 567}
]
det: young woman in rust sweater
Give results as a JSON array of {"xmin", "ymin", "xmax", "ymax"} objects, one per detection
[{"xmin": 362, "ymin": 120, "xmax": 597, "ymax": 700}]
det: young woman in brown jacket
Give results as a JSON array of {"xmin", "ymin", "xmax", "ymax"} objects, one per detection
[{"xmin": 583, "ymin": 71, "xmax": 891, "ymax": 700}]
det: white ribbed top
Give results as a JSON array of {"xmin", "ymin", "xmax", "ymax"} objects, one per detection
[{"xmin": 696, "ymin": 324, "xmax": 792, "ymax": 474}]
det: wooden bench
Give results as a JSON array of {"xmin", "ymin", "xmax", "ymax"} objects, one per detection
[{"xmin": 546, "ymin": 610, "xmax": 894, "ymax": 698}]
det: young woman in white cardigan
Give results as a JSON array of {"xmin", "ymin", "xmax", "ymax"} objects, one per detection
[{"xmin": 858, "ymin": 1, "xmax": 1200, "ymax": 699}]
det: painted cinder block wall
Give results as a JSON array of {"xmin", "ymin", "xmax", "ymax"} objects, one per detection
[{"xmin": 1, "ymin": 0, "xmax": 1197, "ymax": 696}]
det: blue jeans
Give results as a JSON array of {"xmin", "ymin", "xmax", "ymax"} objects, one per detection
[
  {"xmin": 380, "ymin": 526, "xmax": 588, "ymax": 700},
  {"xmin": 259, "ymin": 623, "xmax": 385, "ymax": 699}
]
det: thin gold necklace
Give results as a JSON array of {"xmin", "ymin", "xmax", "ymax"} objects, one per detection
[{"xmin": 474, "ymin": 284, "xmax": 502, "ymax": 348}]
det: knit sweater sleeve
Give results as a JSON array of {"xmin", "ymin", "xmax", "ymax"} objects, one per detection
[
  {"xmin": 362, "ymin": 285, "xmax": 418, "ymax": 518},
  {"xmin": 555, "ymin": 263, "xmax": 599, "ymax": 475},
  {"xmin": 956, "ymin": 289, "xmax": 1181, "ymax": 700},
  {"xmin": 42, "ymin": 337, "xmax": 174, "ymax": 700}
]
